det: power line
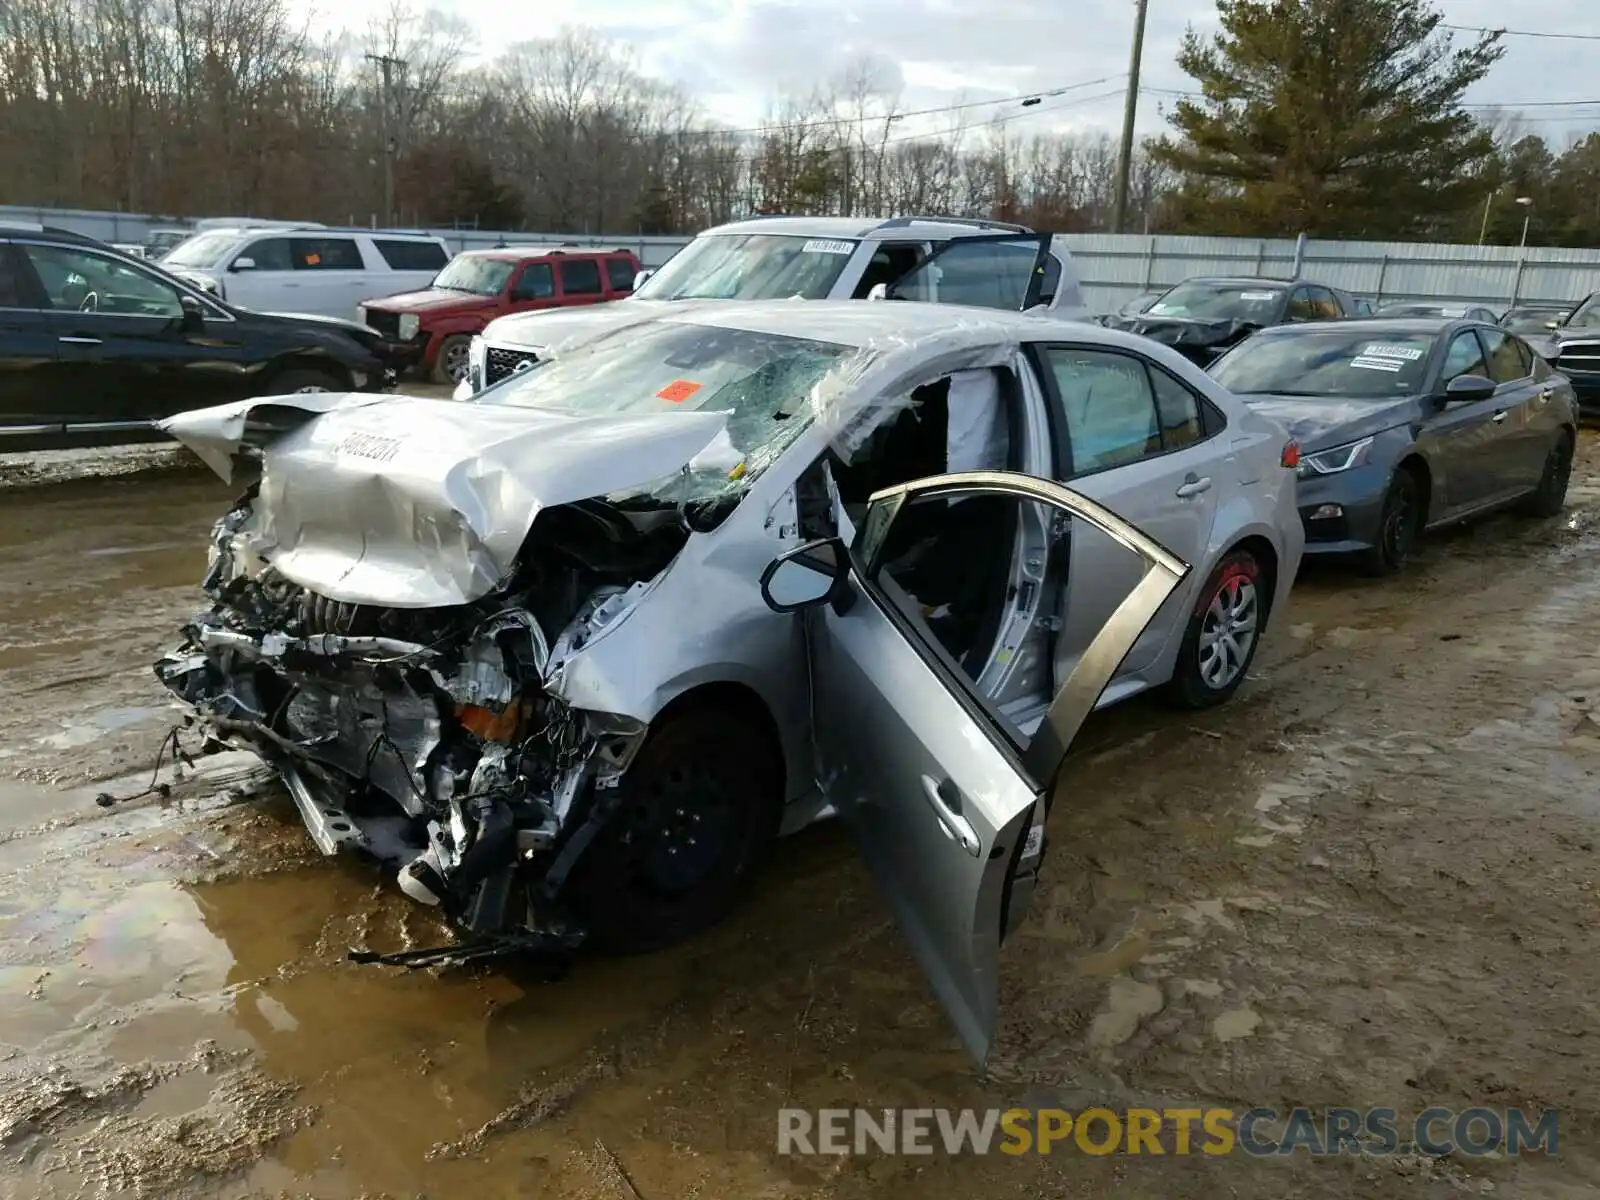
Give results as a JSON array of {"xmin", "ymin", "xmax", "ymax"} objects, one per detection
[
  {"xmin": 1143, "ymin": 83, "xmax": 1600, "ymax": 114},
  {"xmin": 1442, "ymin": 22, "xmax": 1600, "ymax": 42},
  {"xmin": 713, "ymin": 75, "xmax": 1128, "ymax": 139}
]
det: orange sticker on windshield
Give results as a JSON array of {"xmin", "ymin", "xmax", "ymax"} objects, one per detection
[{"xmin": 657, "ymin": 379, "xmax": 702, "ymax": 403}]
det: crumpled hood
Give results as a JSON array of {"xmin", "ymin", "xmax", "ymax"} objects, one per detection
[
  {"xmin": 482, "ymin": 299, "xmax": 718, "ymax": 355},
  {"xmin": 1239, "ymin": 394, "xmax": 1421, "ymax": 453},
  {"xmin": 160, "ymin": 393, "xmax": 730, "ymax": 608},
  {"xmin": 1099, "ymin": 313, "xmax": 1261, "ymax": 363}
]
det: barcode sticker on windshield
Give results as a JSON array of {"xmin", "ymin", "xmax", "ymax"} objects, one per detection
[
  {"xmin": 1351, "ymin": 355, "xmax": 1405, "ymax": 372},
  {"xmin": 1239, "ymin": 291, "xmax": 1277, "ymax": 300},
  {"xmin": 1361, "ymin": 343, "xmax": 1425, "ymax": 360},
  {"xmin": 802, "ymin": 239, "xmax": 856, "ymax": 255}
]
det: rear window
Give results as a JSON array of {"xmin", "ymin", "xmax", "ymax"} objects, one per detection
[
  {"xmin": 289, "ymin": 237, "xmax": 363, "ymax": 270},
  {"xmin": 606, "ymin": 256, "xmax": 636, "ymax": 290},
  {"xmin": 374, "ymin": 239, "xmax": 449, "ymax": 271},
  {"xmin": 560, "ymin": 258, "xmax": 603, "ymax": 296}
]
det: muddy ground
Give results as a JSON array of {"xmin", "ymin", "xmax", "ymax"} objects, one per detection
[{"xmin": 4, "ymin": 435, "xmax": 1600, "ymax": 1199}]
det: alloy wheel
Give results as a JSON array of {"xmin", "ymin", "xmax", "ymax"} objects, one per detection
[{"xmin": 1197, "ymin": 575, "xmax": 1259, "ymax": 689}]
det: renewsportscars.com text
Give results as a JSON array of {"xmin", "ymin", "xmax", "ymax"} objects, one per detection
[{"xmin": 777, "ymin": 1106, "xmax": 1558, "ymax": 1158}]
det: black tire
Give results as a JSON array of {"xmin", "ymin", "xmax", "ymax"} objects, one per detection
[
  {"xmin": 1358, "ymin": 468, "xmax": 1423, "ymax": 576},
  {"xmin": 266, "ymin": 367, "xmax": 346, "ymax": 394},
  {"xmin": 1517, "ymin": 430, "xmax": 1575, "ymax": 518},
  {"xmin": 565, "ymin": 705, "xmax": 785, "ymax": 954},
  {"xmin": 1164, "ymin": 548, "xmax": 1268, "ymax": 711},
  {"xmin": 431, "ymin": 334, "xmax": 472, "ymax": 386}
]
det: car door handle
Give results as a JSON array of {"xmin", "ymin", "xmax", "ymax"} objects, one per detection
[
  {"xmin": 1539, "ymin": 388, "xmax": 1554, "ymax": 402},
  {"xmin": 58, "ymin": 336, "xmax": 102, "ymax": 345},
  {"xmin": 1175, "ymin": 474, "xmax": 1213, "ymax": 498},
  {"xmin": 920, "ymin": 775, "xmax": 981, "ymax": 858},
  {"xmin": 1492, "ymin": 411, "xmax": 1508, "ymax": 423}
]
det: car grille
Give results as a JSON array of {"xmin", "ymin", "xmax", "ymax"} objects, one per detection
[
  {"xmin": 363, "ymin": 309, "xmax": 401, "ymax": 340},
  {"xmin": 1556, "ymin": 343, "xmax": 1600, "ymax": 378},
  {"xmin": 485, "ymin": 346, "xmax": 540, "ymax": 386}
]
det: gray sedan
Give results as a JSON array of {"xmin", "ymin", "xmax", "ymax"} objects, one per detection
[{"xmin": 1209, "ymin": 318, "xmax": 1578, "ymax": 573}]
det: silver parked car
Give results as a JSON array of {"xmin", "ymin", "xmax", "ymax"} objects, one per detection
[{"xmin": 154, "ymin": 301, "xmax": 1304, "ymax": 1061}]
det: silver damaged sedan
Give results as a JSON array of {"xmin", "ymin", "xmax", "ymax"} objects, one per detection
[{"xmin": 154, "ymin": 300, "xmax": 1304, "ymax": 1062}]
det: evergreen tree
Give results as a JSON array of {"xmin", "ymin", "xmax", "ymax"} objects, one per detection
[{"xmin": 1152, "ymin": 0, "xmax": 1504, "ymax": 238}]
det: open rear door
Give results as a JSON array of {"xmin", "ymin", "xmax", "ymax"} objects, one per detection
[
  {"xmin": 883, "ymin": 234, "xmax": 1052, "ymax": 312},
  {"xmin": 761, "ymin": 470, "xmax": 1188, "ymax": 1063}
]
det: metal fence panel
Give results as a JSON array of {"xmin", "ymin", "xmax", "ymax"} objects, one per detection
[{"xmin": 8, "ymin": 204, "xmax": 1600, "ymax": 311}]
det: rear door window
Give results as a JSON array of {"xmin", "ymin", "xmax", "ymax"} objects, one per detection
[
  {"xmin": 605, "ymin": 256, "xmax": 637, "ymax": 290},
  {"xmin": 559, "ymin": 258, "xmax": 603, "ymax": 296},
  {"xmin": 289, "ymin": 237, "xmax": 364, "ymax": 271},
  {"xmin": 373, "ymin": 239, "xmax": 449, "ymax": 271}
]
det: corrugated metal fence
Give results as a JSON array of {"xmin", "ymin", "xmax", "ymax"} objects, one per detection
[{"xmin": 7, "ymin": 204, "xmax": 1600, "ymax": 313}]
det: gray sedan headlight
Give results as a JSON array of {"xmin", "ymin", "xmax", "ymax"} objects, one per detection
[{"xmin": 1298, "ymin": 436, "xmax": 1375, "ymax": 477}]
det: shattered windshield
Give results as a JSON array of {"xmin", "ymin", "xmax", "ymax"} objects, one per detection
[
  {"xmin": 631, "ymin": 233, "xmax": 858, "ymax": 301},
  {"xmin": 483, "ymin": 320, "xmax": 858, "ymax": 514}
]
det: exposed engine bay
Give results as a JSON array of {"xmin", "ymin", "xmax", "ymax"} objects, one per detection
[{"xmin": 156, "ymin": 483, "xmax": 689, "ymax": 960}]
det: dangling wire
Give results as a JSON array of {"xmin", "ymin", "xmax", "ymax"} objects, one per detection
[{"xmin": 94, "ymin": 725, "xmax": 197, "ymax": 807}]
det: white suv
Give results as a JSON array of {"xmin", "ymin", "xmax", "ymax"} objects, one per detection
[
  {"xmin": 457, "ymin": 215, "xmax": 1092, "ymax": 396},
  {"xmin": 159, "ymin": 225, "xmax": 452, "ymax": 322}
]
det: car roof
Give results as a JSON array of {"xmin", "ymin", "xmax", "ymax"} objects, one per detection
[
  {"xmin": 648, "ymin": 298, "xmax": 1161, "ymax": 355},
  {"xmin": 696, "ymin": 214, "xmax": 1034, "ymax": 242},
  {"xmin": 1252, "ymin": 316, "xmax": 1473, "ymax": 337},
  {"xmin": 465, "ymin": 245, "xmax": 633, "ymax": 261},
  {"xmin": 1178, "ymin": 275, "xmax": 1302, "ymax": 288}
]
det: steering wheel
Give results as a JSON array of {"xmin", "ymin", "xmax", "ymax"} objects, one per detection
[{"xmin": 78, "ymin": 291, "xmax": 99, "ymax": 313}]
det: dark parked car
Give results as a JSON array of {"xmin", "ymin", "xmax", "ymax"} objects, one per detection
[
  {"xmin": 1100, "ymin": 275, "xmax": 1359, "ymax": 366},
  {"xmin": 1375, "ymin": 301, "xmax": 1500, "ymax": 323},
  {"xmin": 1500, "ymin": 303, "xmax": 1571, "ymax": 336},
  {"xmin": 0, "ymin": 224, "xmax": 397, "ymax": 452},
  {"xmin": 1541, "ymin": 292, "xmax": 1600, "ymax": 417},
  {"xmin": 1208, "ymin": 318, "xmax": 1577, "ymax": 573}
]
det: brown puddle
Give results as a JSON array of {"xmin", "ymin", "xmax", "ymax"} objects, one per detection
[{"xmin": 5, "ymin": 441, "xmax": 1600, "ymax": 1197}]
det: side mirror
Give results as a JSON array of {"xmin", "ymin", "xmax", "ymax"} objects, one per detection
[
  {"xmin": 230, "ymin": 256, "xmax": 256, "ymax": 272},
  {"xmin": 1442, "ymin": 374, "xmax": 1497, "ymax": 404},
  {"xmin": 759, "ymin": 538, "xmax": 849, "ymax": 614},
  {"xmin": 179, "ymin": 294, "xmax": 207, "ymax": 333},
  {"xmin": 632, "ymin": 268, "xmax": 655, "ymax": 290},
  {"xmin": 1545, "ymin": 319, "xmax": 1560, "ymax": 331}
]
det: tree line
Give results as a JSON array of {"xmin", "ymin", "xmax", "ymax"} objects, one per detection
[{"xmin": 1, "ymin": 0, "xmax": 1597, "ymax": 246}]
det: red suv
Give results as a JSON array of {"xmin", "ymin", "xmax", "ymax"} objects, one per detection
[{"xmin": 358, "ymin": 245, "xmax": 642, "ymax": 384}]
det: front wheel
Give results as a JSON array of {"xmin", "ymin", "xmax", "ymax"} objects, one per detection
[
  {"xmin": 431, "ymin": 334, "xmax": 473, "ymax": 385},
  {"xmin": 564, "ymin": 705, "xmax": 785, "ymax": 953},
  {"xmin": 1517, "ymin": 430, "xmax": 1574, "ymax": 518},
  {"xmin": 265, "ymin": 367, "xmax": 345, "ymax": 395},
  {"xmin": 1164, "ymin": 549, "xmax": 1267, "ymax": 710},
  {"xmin": 1358, "ymin": 469, "xmax": 1422, "ymax": 576}
]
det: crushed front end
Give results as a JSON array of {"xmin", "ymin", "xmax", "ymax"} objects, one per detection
[{"xmin": 156, "ymin": 485, "xmax": 678, "ymax": 956}]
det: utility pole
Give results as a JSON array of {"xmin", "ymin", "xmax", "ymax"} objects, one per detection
[
  {"xmin": 366, "ymin": 53, "xmax": 407, "ymax": 228},
  {"xmin": 1111, "ymin": 0, "xmax": 1151, "ymax": 235}
]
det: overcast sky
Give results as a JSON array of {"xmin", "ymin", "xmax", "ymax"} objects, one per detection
[{"xmin": 301, "ymin": 0, "xmax": 1600, "ymax": 148}]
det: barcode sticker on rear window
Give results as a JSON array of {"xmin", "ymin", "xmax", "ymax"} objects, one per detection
[
  {"xmin": 1361, "ymin": 343, "xmax": 1425, "ymax": 360},
  {"xmin": 802, "ymin": 239, "xmax": 856, "ymax": 255},
  {"xmin": 1351, "ymin": 355, "xmax": 1405, "ymax": 372}
]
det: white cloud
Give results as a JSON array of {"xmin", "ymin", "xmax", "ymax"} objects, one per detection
[{"xmin": 292, "ymin": 0, "xmax": 1600, "ymax": 146}]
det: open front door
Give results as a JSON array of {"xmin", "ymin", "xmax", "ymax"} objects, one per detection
[
  {"xmin": 760, "ymin": 470, "xmax": 1188, "ymax": 1063},
  {"xmin": 883, "ymin": 234, "xmax": 1052, "ymax": 312}
]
